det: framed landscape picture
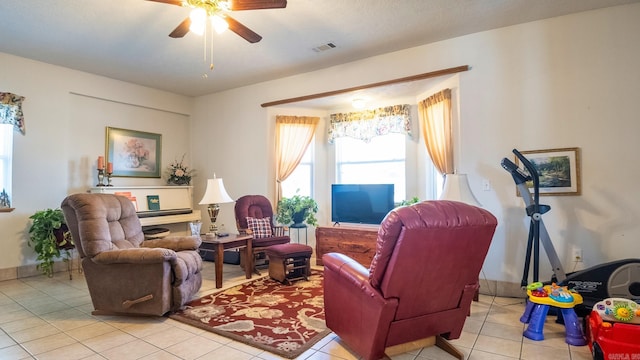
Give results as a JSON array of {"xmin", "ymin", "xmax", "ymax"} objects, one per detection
[
  {"xmin": 515, "ymin": 147, "xmax": 581, "ymax": 196},
  {"xmin": 106, "ymin": 127, "xmax": 161, "ymax": 178}
]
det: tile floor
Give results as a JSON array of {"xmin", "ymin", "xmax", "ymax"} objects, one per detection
[{"xmin": 0, "ymin": 261, "xmax": 594, "ymax": 360}]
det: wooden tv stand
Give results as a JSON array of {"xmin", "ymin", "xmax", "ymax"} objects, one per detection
[{"xmin": 315, "ymin": 225, "xmax": 379, "ymax": 267}]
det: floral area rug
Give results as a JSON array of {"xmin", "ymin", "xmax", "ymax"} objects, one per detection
[{"xmin": 169, "ymin": 270, "xmax": 328, "ymax": 359}]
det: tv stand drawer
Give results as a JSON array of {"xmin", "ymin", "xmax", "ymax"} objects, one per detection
[{"xmin": 315, "ymin": 226, "xmax": 378, "ymax": 267}]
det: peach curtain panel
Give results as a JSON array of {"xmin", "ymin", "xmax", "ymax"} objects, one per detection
[
  {"xmin": 418, "ymin": 89, "xmax": 453, "ymax": 176},
  {"xmin": 275, "ymin": 115, "xmax": 319, "ymax": 204}
]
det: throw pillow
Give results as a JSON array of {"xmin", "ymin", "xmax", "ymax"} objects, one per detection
[{"xmin": 246, "ymin": 217, "xmax": 273, "ymax": 238}]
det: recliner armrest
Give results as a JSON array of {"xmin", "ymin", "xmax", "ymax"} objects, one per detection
[
  {"xmin": 322, "ymin": 253, "xmax": 375, "ymax": 295},
  {"xmin": 323, "ymin": 252, "xmax": 398, "ymax": 360},
  {"xmin": 92, "ymin": 248, "xmax": 177, "ymax": 265},
  {"xmin": 141, "ymin": 235, "xmax": 202, "ymax": 251}
]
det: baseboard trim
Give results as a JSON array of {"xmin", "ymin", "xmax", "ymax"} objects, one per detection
[
  {"xmin": 479, "ymin": 278, "xmax": 527, "ymax": 298},
  {"xmin": 0, "ymin": 258, "xmax": 82, "ymax": 281}
]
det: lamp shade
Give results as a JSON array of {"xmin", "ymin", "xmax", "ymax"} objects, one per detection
[
  {"xmin": 439, "ymin": 173, "xmax": 481, "ymax": 207},
  {"xmin": 199, "ymin": 178, "xmax": 234, "ymax": 205}
]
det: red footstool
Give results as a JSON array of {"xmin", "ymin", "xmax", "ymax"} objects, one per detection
[{"xmin": 265, "ymin": 243, "xmax": 313, "ymax": 284}]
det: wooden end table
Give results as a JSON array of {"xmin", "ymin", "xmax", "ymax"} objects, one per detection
[{"xmin": 199, "ymin": 234, "xmax": 253, "ymax": 288}]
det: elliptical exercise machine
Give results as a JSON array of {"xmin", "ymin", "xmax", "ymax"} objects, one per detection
[{"xmin": 501, "ymin": 149, "xmax": 640, "ymax": 316}]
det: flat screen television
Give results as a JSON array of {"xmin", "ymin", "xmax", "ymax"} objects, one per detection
[{"xmin": 331, "ymin": 184, "xmax": 395, "ymax": 225}]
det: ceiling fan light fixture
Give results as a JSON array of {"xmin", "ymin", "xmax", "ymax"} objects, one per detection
[
  {"xmin": 217, "ymin": 0, "xmax": 231, "ymax": 12},
  {"xmin": 352, "ymin": 98, "xmax": 367, "ymax": 109},
  {"xmin": 189, "ymin": 8, "xmax": 207, "ymax": 35},
  {"xmin": 211, "ymin": 15, "xmax": 229, "ymax": 34}
]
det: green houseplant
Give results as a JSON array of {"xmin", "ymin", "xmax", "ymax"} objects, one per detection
[
  {"xmin": 276, "ymin": 193, "xmax": 319, "ymax": 227},
  {"xmin": 397, "ymin": 196, "xmax": 420, "ymax": 207},
  {"xmin": 28, "ymin": 208, "xmax": 74, "ymax": 277}
]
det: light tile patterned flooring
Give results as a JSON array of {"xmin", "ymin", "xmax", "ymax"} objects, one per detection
[{"xmin": 0, "ymin": 261, "xmax": 594, "ymax": 360}]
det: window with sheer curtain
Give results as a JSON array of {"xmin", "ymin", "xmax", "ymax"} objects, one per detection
[
  {"xmin": 280, "ymin": 140, "xmax": 314, "ymax": 198},
  {"xmin": 329, "ymin": 105, "xmax": 411, "ymax": 203},
  {"xmin": 0, "ymin": 92, "xmax": 24, "ymax": 210},
  {"xmin": 275, "ymin": 115, "xmax": 319, "ymax": 202},
  {"xmin": 335, "ymin": 134, "xmax": 406, "ymax": 203},
  {"xmin": 0, "ymin": 124, "xmax": 13, "ymax": 208}
]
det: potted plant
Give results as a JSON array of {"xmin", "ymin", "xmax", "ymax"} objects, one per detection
[
  {"xmin": 276, "ymin": 193, "xmax": 319, "ymax": 227},
  {"xmin": 397, "ymin": 196, "xmax": 420, "ymax": 207},
  {"xmin": 28, "ymin": 208, "xmax": 74, "ymax": 277}
]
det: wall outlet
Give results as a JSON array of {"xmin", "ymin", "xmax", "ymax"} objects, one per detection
[
  {"xmin": 572, "ymin": 248, "xmax": 583, "ymax": 262},
  {"xmin": 482, "ymin": 180, "xmax": 491, "ymax": 191}
]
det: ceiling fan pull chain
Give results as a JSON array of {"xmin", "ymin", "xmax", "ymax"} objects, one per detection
[
  {"xmin": 203, "ymin": 22, "xmax": 207, "ymax": 62},
  {"xmin": 210, "ymin": 24, "xmax": 215, "ymax": 71}
]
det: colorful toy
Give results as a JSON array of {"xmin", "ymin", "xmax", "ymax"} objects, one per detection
[
  {"xmin": 586, "ymin": 298, "xmax": 640, "ymax": 360},
  {"xmin": 520, "ymin": 282, "xmax": 587, "ymax": 346}
]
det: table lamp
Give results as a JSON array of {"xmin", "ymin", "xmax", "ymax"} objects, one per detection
[
  {"xmin": 439, "ymin": 173, "xmax": 482, "ymax": 207},
  {"xmin": 199, "ymin": 178, "xmax": 234, "ymax": 235}
]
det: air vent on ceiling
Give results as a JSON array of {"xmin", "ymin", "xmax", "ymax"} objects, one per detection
[{"xmin": 312, "ymin": 42, "xmax": 336, "ymax": 53}]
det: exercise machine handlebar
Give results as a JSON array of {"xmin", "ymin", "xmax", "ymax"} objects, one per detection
[
  {"xmin": 512, "ymin": 149, "xmax": 541, "ymax": 208},
  {"xmin": 501, "ymin": 158, "xmax": 529, "ymax": 184}
]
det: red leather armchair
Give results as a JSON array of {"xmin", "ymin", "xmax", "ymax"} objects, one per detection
[
  {"xmin": 323, "ymin": 200, "xmax": 497, "ymax": 360},
  {"xmin": 234, "ymin": 195, "xmax": 290, "ymax": 272}
]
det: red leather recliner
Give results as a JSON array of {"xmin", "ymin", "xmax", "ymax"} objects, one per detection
[
  {"xmin": 234, "ymin": 195, "xmax": 291, "ymax": 273},
  {"xmin": 323, "ymin": 200, "xmax": 497, "ymax": 360}
]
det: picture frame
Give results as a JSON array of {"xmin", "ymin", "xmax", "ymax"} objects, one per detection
[
  {"xmin": 105, "ymin": 127, "xmax": 161, "ymax": 178},
  {"xmin": 515, "ymin": 147, "xmax": 581, "ymax": 196}
]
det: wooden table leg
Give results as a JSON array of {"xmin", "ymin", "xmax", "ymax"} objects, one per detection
[
  {"xmin": 244, "ymin": 239, "xmax": 253, "ymax": 280},
  {"xmin": 215, "ymin": 243, "xmax": 224, "ymax": 288}
]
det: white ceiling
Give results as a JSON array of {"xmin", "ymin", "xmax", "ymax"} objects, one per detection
[{"xmin": 1, "ymin": 0, "xmax": 638, "ymax": 102}]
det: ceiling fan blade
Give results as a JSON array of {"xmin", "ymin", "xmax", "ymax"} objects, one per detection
[
  {"xmin": 226, "ymin": 16, "xmax": 262, "ymax": 43},
  {"xmin": 229, "ymin": 0, "xmax": 287, "ymax": 11},
  {"xmin": 146, "ymin": 0, "xmax": 183, "ymax": 6},
  {"xmin": 169, "ymin": 17, "xmax": 191, "ymax": 38}
]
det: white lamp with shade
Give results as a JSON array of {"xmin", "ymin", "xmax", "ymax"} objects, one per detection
[
  {"xmin": 439, "ymin": 173, "xmax": 482, "ymax": 207},
  {"xmin": 199, "ymin": 178, "xmax": 234, "ymax": 235}
]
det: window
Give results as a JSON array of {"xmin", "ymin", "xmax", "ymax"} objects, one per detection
[
  {"xmin": 281, "ymin": 140, "xmax": 314, "ymax": 198},
  {"xmin": 335, "ymin": 133, "xmax": 406, "ymax": 203},
  {"xmin": 0, "ymin": 124, "xmax": 13, "ymax": 208}
]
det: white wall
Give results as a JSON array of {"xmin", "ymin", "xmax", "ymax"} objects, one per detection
[
  {"xmin": 0, "ymin": 53, "xmax": 192, "ymax": 276},
  {"xmin": 191, "ymin": 3, "xmax": 640, "ymax": 286}
]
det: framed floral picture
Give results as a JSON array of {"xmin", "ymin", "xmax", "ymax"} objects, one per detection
[{"xmin": 105, "ymin": 127, "xmax": 161, "ymax": 178}]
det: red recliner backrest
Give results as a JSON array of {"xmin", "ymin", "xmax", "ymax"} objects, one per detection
[
  {"xmin": 234, "ymin": 195, "xmax": 275, "ymax": 230},
  {"xmin": 369, "ymin": 200, "xmax": 497, "ymax": 320}
]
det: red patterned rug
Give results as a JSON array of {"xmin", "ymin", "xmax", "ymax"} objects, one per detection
[{"xmin": 169, "ymin": 270, "xmax": 328, "ymax": 359}]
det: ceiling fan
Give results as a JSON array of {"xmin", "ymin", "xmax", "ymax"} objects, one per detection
[{"xmin": 147, "ymin": 0, "xmax": 287, "ymax": 43}]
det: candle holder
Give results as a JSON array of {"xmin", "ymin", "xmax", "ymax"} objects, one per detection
[
  {"xmin": 97, "ymin": 169, "xmax": 106, "ymax": 187},
  {"xmin": 107, "ymin": 171, "xmax": 113, "ymax": 186}
]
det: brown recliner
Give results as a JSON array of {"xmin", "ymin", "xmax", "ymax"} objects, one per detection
[
  {"xmin": 323, "ymin": 200, "xmax": 498, "ymax": 360},
  {"xmin": 234, "ymin": 195, "xmax": 290, "ymax": 273},
  {"xmin": 61, "ymin": 193, "xmax": 203, "ymax": 316}
]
